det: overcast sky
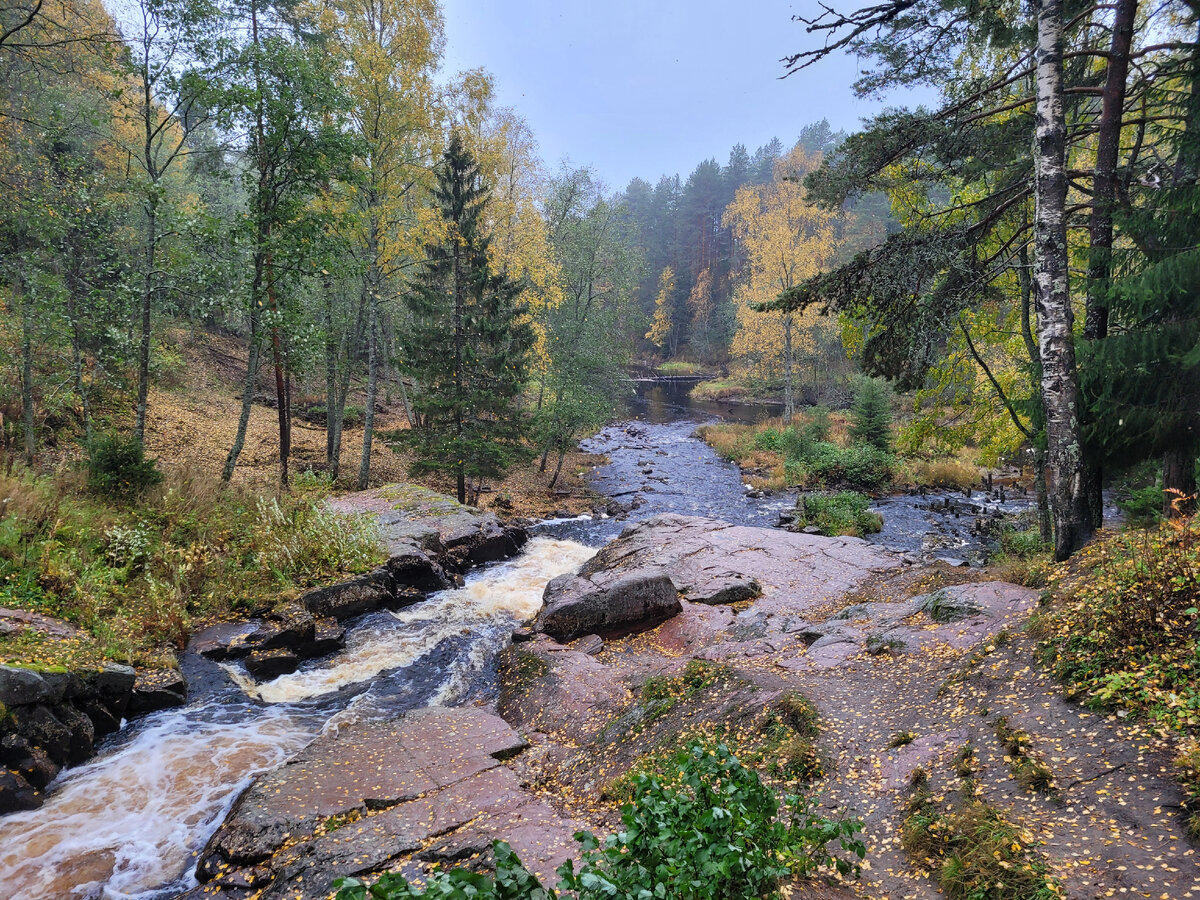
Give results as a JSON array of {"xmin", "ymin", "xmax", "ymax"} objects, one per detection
[{"xmin": 440, "ymin": 0, "xmax": 920, "ymax": 190}]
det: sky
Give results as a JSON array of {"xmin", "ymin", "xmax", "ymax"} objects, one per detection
[{"xmin": 439, "ymin": 0, "xmax": 918, "ymax": 190}]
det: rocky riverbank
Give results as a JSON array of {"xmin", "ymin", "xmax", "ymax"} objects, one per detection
[
  {"xmin": 181, "ymin": 512, "xmax": 1198, "ymax": 900},
  {"xmin": 0, "ymin": 484, "xmax": 528, "ymax": 818}
]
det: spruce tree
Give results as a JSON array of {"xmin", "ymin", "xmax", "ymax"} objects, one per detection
[
  {"xmin": 849, "ymin": 377, "xmax": 893, "ymax": 454},
  {"xmin": 398, "ymin": 133, "xmax": 534, "ymax": 505}
]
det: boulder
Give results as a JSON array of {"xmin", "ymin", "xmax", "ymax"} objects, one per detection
[
  {"xmin": 0, "ymin": 608, "xmax": 80, "ymax": 639},
  {"xmin": 128, "ymin": 668, "xmax": 188, "ymax": 716},
  {"xmin": 244, "ymin": 650, "xmax": 299, "ymax": 681},
  {"xmin": 300, "ymin": 566, "xmax": 397, "ymax": 620},
  {"xmin": 0, "ymin": 769, "xmax": 40, "ymax": 813},
  {"xmin": 535, "ymin": 570, "xmax": 680, "ymax": 642},
  {"xmin": 498, "ymin": 641, "xmax": 626, "ymax": 740},
  {"xmin": 9, "ymin": 704, "xmax": 74, "ymax": 766},
  {"xmin": 0, "ymin": 666, "xmax": 58, "ymax": 707},
  {"xmin": 297, "ymin": 618, "xmax": 345, "ymax": 658},
  {"xmin": 387, "ymin": 547, "xmax": 452, "ymax": 593}
]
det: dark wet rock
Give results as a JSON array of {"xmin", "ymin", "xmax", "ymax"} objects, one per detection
[
  {"xmin": 0, "ymin": 666, "xmax": 59, "ymax": 707},
  {"xmin": 301, "ymin": 566, "xmax": 397, "ymax": 621},
  {"xmin": 570, "ymin": 634, "xmax": 605, "ymax": 656},
  {"xmin": 388, "ymin": 547, "xmax": 452, "ymax": 592},
  {"xmin": 1, "ymin": 733, "xmax": 59, "ymax": 791},
  {"xmin": 9, "ymin": 703, "xmax": 74, "ymax": 766},
  {"xmin": 244, "ymin": 649, "xmax": 299, "ymax": 681},
  {"xmin": 83, "ymin": 664, "xmax": 136, "ymax": 717},
  {"xmin": 253, "ymin": 605, "xmax": 316, "ymax": 651},
  {"xmin": 128, "ymin": 668, "xmax": 188, "ymax": 716},
  {"xmin": 189, "ymin": 622, "xmax": 262, "ymax": 661},
  {"xmin": 511, "ymin": 627, "xmax": 534, "ymax": 642},
  {"xmin": 0, "ymin": 769, "xmax": 40, "ymax": 813},
  {"xmin": 77, "ymin": 697, "xmax": 122, "ymax": 737},
  {"xmin": 54, "ymin": 702, "xmax": 95, "ymax": 764},
  {"xmin": 297, "ymin": 617, "xmax": 345, "ymax": 658},
  {"xmin": 535, "ymin": 570, "xmax": 680, "ymax": 642}
]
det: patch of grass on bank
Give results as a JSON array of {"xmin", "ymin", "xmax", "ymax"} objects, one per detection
[
  {"xmin": 0, "ymin": 463, "xmax": 384, "ymax": 669},
  {"xmin": 655, "ymin": 360, "xmax": 704, "ymax": 375},
  {"xmin": 901, "ymin": 789, "xmax": 1063, "ymax": 900},
  {"xmin": 690, "ymin": 377, "xmax": 750, "ymax": 401},
  {"xmin": 1035, "ymin": 515, "xmax": 1200, "ymax": 730},
  {"xmin": 794, "ymin": 491, "xmax": 883, "ymax": 537}
]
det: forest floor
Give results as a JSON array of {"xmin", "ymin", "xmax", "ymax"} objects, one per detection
[{"xmin": 139, "ymin": 327, "xmax": 605, "ymax": 520}]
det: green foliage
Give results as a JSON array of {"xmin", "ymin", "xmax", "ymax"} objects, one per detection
[
  {"xmin": 993, "ymin": 717, "xmax": 1054, "ymax": 794},
  {"xmin": 1038, "ymin": 516, "xmax": 1200, "ymax": 729},
  {"xmin": 1116, "ymin": 481, "xmax": 1165, "ymax": 529},
  {"xmin": 397, "ymin": 133, "xmax": 534, "ymax": 502},
  {"xmin": 86, "ymin": 433, "xmax": 163, "ymax": 500},
  {"xmin": 795, "ymin": 491, "xmax": 883, "ymax": 537},
  {"xmin": 999, "ymin": 527, "xmax": 1048, "ymax": 559},
  {"xmin": 848, "ymin": 377, "xmax": 893, "ymax": 453},
  {"xmin": 337, "ymin": 742, "xmax": 864, "ymax": 900},
  {"xmin": 1174, "ymin": 741, "xmax": 1200, "ymax": 842},
  {"xmin": 0, "ymin": 467, "xmax": 383, "ymax": 668}
]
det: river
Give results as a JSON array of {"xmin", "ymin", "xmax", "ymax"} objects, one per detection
[{"xmin": 0, "ymin": 378, "xmax": 1033, "ymax": 899}]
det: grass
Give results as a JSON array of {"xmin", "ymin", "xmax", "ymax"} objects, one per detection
[
  {"xmin": 993, "ymin": 717, "xmax": 1054, "ymax": 794},
  {"xmin": 697, "ymin": 413, "xmax": 894, "ymax": 492},
  {"xmin": 794, "ymin": 491, "xmax": 883, "ymax": 537},
  {"xmin": 655, "ymin": 361, "xmax": 705, "ymax": 375},
  {"xmin": 690, "ymin": 378, "xmax": 751, "ymax": 401},
  {"xmin": 0, "ymin": 464, "xmax": 384, "ymax": 669},
  {"xmin": 887, "ymin": 730, "xmax": 917, "ymax": 749},
  {"xmin": 1037, "ymin": 514, "xmax": 1200, "ymax": 730},
  {"xmin": 901, "ymin": 782, "xmax": 1064, "ymax": 900}
]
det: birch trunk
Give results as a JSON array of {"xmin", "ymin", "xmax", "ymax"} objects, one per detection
[{"xmin": 1033, "ymin": 0, "xmax": 1092, "ymax": 560}]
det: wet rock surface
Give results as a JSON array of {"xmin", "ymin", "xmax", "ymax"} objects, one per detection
[
  {"xmin": 194, "ymin": 707, "xmax": 580, "ymax": 899},
  {"xmin": 0, "ymin": 663, "xmax": 147, "ymax": 811}
]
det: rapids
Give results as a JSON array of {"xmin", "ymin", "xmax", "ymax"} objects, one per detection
[{"xmin": 0, "ymin": 536, "xmax": 592, "ymax": 900}]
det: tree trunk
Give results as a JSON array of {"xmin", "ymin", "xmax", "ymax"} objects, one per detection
[
  {"xmin": 1163, "ymin": 443, "xmax": 1197, "ymax": 518},
  {"xmin": 357, "ymin": 273, "xmax": 379, "ymax": 491},
  {"xmin": 266, "ymin": 250, "xmax": 290, "ymax": 487},
  {"xmin": 549, "ymin": 448, "xmax": 567, "ymax": 489},
  {"xmin": 18, "ymin": 278, "xmax": 34, "ymax": 465},
  {"xmin": 1081, "ymin": 0, "xmax": 1138, "ymax": 528},
  {"xmin": 324, "ymin": 271, "xmax": 339, "ymax": 477},
  {"xmin": 136, "ymin": 199, "xmax": 156, "ymax": 445},
  {"xmin": 1018, "ymin": 232, "xmax": 1051, "ymax": 543},
  {"xmin": 223, "ymin": 292, "xmax": 263, "ymax": 482},
  {"xmin": 783, "ymin": 313, "xmax": 794, "ymax": 419},
  {"xmin": 1034, "ymin": 0, "xmax": 1092, "ymax": 560}
]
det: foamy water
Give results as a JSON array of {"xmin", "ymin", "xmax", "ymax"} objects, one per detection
[
  {"xmin": 238, "ymin": 537, "xmax": 595, "ymax": 704},
  {"xmin": 0, "ymin": 536, "xmax": 593, "ymax": 900},
  {"xmin": 0, "ymin": 703, "xmax": 316, "ymax": 900}
]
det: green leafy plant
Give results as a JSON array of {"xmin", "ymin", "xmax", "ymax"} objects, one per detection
[{"xmin": 335, "ymin": 742, "xmax": 865, "ymax": 900}]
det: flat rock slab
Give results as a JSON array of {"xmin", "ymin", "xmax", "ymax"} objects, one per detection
[
  {"xmin": 200, "ymin": 708, "xmax": 527, "ymax": 870},
  {"xmin": 0, "ymin": 608, "xmax": 80, "ymax": 639},
  {"xmin": 577, "ymin": 514, "xmax": 901, "ymax": 615}
]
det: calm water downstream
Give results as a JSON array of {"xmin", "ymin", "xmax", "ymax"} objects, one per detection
[{"xmin": 0, "ymin": 377, "xmax": 1033, "ymax": 899}]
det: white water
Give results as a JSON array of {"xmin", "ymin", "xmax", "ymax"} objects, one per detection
[
  {"xmin": 0, "ymin": 536, "xmax": 593, "ymax": 900},
  {"xmin": 236, "ymin": 537, "xmax": 595, "ymax": 704}
]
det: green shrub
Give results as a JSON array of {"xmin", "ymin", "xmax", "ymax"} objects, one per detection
[
  {"xmin": 1038, "ymin": 516, "xmax": 1200, "ymax": 729},
  {"xmin": 754, "ymin": 426, "xmax": 784, "ymax": 452},
  {"xmin": 1116, "ymin": 481, "xmax": 1164, "ymax": 528},
  {"xmin": 849, "ymin": 378, "xmax": 893, "ymax": 453},
  {"xmin": 1000, "ymin": 527, "xmax": 1048, "ymax": 559},
  {"xmin": 253, "ymin": 496, "xmax": 383, "ymax": 586},
  {"xmin": 802, "ymin": 406, "xmax": 832, "ymax": 443},
  {"xmin": 335, "ymin": 743, "xmax": 864, "ymax": 900},
  {"xmin": 86, "ymin": 433, "xmax": 162, "ymax": 499},
  {"xmin": 796, "ymin": 491, "xmax": 883, "ymax": 537}
]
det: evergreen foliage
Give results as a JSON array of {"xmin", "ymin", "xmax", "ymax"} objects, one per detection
[
  {"xmin": 849, "ymin": 377, "xmax": 893, "ymax": 453},
  {"xmin": 86, "ymin": 433, "xmax": 163, "ymax": 499},
  {"xmin": 397, "ymin": 133, "xmax": 534, "ymax": 504}
]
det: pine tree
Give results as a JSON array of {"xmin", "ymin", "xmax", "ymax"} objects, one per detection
[{"xmin": 398, "ymin": 132, "xmax": 534, "ymax": 505}]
